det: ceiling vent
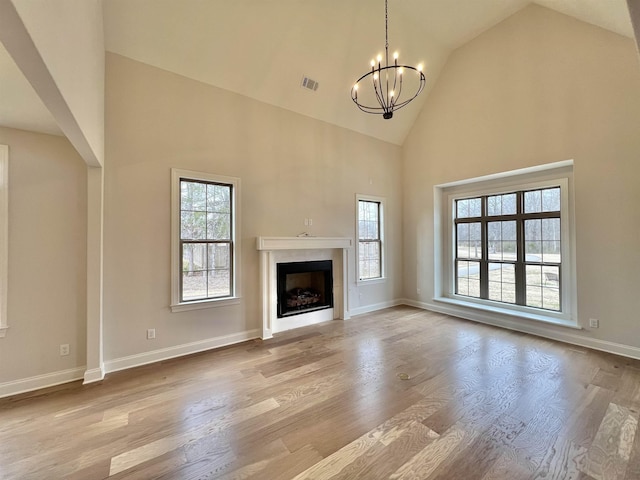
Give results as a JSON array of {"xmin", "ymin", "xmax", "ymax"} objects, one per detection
[{"xmin": 301, "ymin": 76, "xmax": 319, "ymax": 92}]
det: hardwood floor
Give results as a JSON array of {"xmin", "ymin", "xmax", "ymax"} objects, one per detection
[{"xmin": 1, "ymin": 306, "xmax": 639, "ymax": 479}]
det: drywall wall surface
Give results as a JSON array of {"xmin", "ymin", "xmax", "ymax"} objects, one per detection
[
  {"xmin": 403, "ymin": 5, "xmax": 640, "ymax": 347},
  {"xmin": 0, "ymin": 127, "xmax": 87, "ymax": 383},
  {"xmin": 103, "ymin": 53, "xmax": 403, "ymax": 361}
]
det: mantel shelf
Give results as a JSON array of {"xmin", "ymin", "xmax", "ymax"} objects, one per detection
[{"xmin": 256, "ymin": 236, "xmax": 353, "ymax": 251}]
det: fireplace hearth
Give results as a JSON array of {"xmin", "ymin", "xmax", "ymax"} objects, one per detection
[{"xmin": 277, "ymin": 260, "xmax": 333, "ymax": 318}]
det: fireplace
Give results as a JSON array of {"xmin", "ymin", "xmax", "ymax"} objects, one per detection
[
  {"xmin": 256, "ymin": 236, "xmax": 352, "ymax": 338},
  {"xmin": 277, "ymin": 260, "xmax": 333, "ymax": 318}
]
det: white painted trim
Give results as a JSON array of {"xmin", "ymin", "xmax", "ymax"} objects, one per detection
[
  {"xmin": 104, "ymin": 329, "xmax": 260, "ymax": 374},
  {"xmin": 273, "ymin": 308, "xmax": 334, "ymax": 333},
  {"xmin": 256, "ymin": 236, "xmax": 352, "ymax": 250},
  {"xmin": 0, "ymin": 145, "xmax": 7, "ymax": 338},
  {"xmin": 401, "ymin": 299, "xmax": 640, "ymax": 360},
  {"xmin": 0, "ymin": 367, "xmax": 85, "ymax": 399},
  {"xmin": 350, "ymin": 299, "xmax": 403, "ymax": 317},
  {"xmin": 83, "ymin": 366, "xmax": 105, "ymax": 384}
]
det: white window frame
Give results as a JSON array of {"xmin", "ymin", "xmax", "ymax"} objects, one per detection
[
  {"xmin": 0, "ymin": 145, "xmax": 7, "ymax": 337},
  {"xmin": 434, "ymin": 161, "xmax": 578, "ymax": 328},
  {"xmin": 356, "ymin": 194, "xmax": 386, "ymax": 284},
  {"xmin": 170, "ymin": 168, "xmax": 241, "ymax": 312}
]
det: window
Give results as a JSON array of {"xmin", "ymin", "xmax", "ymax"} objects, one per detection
[
  {"xmin": 357, "ymin": 195, "xmax": 384, "ymax": 281},
  {"xmin": 436, "ymin": 161, "xmax": 576, "ymax": 327},
  {"xmin": 0, "ymin": 145, "xmax": 7, "ymax": 337},
  {"xmin": 171, "ymin": 169, "xmax": 240, "ymax": 311},
  {"xmin": 455, "ymin": 187, "xmax": 561, "ymax": 311}
]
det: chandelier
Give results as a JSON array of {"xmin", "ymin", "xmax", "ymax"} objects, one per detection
[{"xmin": 351, "ymin": 0, "xmax": 425, "ymax": 119}]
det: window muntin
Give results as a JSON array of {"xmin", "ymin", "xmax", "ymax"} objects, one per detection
[
  {"xmin": 454, "ymin": 187, "xmax": 562, "ymax": 312},
  {"xmin": 357, "ymin": 198, "xmax": 383, "ymax": 281}
]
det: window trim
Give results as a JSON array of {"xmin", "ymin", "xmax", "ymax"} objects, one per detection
[
  {"xmin": 356, "ymin": 194, "xmax": 386, "ymax": 284},
  {"xmin": 434, "ymin": 161, "xmax": 577, "ymax": 327},
  {"xmin": 170, "ymin": 168, "xmax": 241, "ymax": 312},
  {"xmin": 0, "ymin": 145, "xmax": 7, "ymax": 337}
]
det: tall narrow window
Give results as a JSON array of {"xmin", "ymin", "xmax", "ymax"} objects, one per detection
[
  {"xmin": 171, "ymin": 169, "xmax": 240, "ymax": 311},
  {"xmin": 357, "ymin": 196, "xmax": 384, "ymax": 281}
]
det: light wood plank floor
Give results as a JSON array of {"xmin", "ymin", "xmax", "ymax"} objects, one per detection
[{"xmin": 1, "ymin": 306, "xmax": 640, "ymax": 479}]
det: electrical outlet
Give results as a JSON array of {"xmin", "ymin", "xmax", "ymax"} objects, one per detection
[
  {"xmin": 308, "ymin": 218, "xmax": 313, "ymax": 226},
  {"xmin": 304, "ymin": 218, "xmax": 309, "ymax": 226},
  {"xmin": 589, "ymin": 318, "xmax": 599, "ymax": 329},
  {"xmin": 147, "ymin": 328, "xmax": 156, "ymax": 339},
  {"xmin": 417, "ymin": 288, "xmax": 421, "ymax": 294},
  {"xmin": 59, "ymin": 344, "xmax": 70, "ymax": 356}
]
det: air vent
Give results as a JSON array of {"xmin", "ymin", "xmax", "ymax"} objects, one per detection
[{"xmin": 301, "ymin": 76, "xmax": 319, "ymax": 92}]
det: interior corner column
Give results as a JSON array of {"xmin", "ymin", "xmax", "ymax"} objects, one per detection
[{"xmin": 84, "ymin": 165, "xmax": 105, "ymax": 383}]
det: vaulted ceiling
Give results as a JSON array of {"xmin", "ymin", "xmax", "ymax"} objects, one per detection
[{"xmin": 0, "ymin": 0, "xmax": 635, "ymax": 145}]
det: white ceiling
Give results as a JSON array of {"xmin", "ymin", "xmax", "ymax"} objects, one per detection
[{"xmin": 0, "ymin": 0, "xmax": 634, "ymax": 144}]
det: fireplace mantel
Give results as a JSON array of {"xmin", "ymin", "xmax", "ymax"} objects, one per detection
[
  {"xmin": 256, "ymin": 236, "xmax": 353, "ymax": 251},
  {"xmin": 256, "ymin": 236, "xmax": 353, "ymax": 339}
]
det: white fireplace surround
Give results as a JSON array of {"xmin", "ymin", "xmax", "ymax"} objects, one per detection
[{"xmin": 256, "ymin": 237, "xmax": 353, "ymax": 339}]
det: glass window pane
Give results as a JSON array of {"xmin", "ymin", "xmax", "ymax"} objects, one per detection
[
  {"xmin": 457, "ymin": 198, "xmax": 481, "ymax": 218},
  {"xmin": 181, "ymin": 211, "xmax": 206, "ymax": 240},
  {"xmin": 502, "ymin": 221, "xmax": 516, "ymax": 241},
  {"xmin": 358, "ymin": 201, "xmax": 379, "ymax": 241},
  {"xmin": 457, "ymin": 199, "xmax": 469, "ymax": 218},
  {"xmin": 182, "ymin": 243, "xmax": 206, "ymax": 273},
  {"xmin": 542, "ymin": 266, "xmax": 560, "ymax": 311},
  {"xmin": 207, "ymin": 184, "xmax": 231, "ymax": 213},
  {"xmin": 488, "ymin": 222, "xmax": 501, "ymax": 260},
  {"xmin": 207, "ymin": 213, "xmax": 231, "ymax": 240},
  {"xmin": 524, "ymin": 190, "xmax": 542, "ymax": 213},
  {"xmin": 502, "ymin": 193, "xmax": 517, "ymax": 215},
  {"xmin": 457, "ymin": 223, "xmax": 469, "ymax": 258},
  {"xmin": 526, "ymin": 265, "xmax": 543, "ymax": 308},
  {"xmin": 359, "ymin": 241, "xmax": 380, "ymax": 279},
  {"xmin": 542, "ymin": 187, "xmax": 560, "ymax": 212},
  {"xmin": 457, "ymin": 260, "xmax": 480, "ymax": 298},
  {"xmin": 208, "ymin": 269, "xmax": 230, "ymax": 298},
  {"xmin": 183, "ymin": 270, "xmax": 206, "ymax": 301},
  {"xmin": 181, "ymin": 181, "xmax": 207, "ymax": 211},
  {"xmin": 525, "ymin": 219, "xmax": 542, "ymax": 262},
  {"xmin": 468, "ymin": 198, "xmax": 481, "ymax": 217},
  {"xmin": 487, "ymin": 196, "xmax": 500, "ymax": 216}
]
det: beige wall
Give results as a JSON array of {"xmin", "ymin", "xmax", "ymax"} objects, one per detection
[
  {"xmin": 103, "ymin": 53, "xmax": 403, "ymax": 362},
  {"xmin": 0, "ymin": 127, "xmax": 87, "ymax": 383},
  {"xmin": 403, "ymin": 5, "xmax": 640, "ymax": 347}
]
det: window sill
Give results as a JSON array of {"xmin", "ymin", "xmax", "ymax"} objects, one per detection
[
  {"xmin": 357, "ymin": 277, "xmax": 386, "ymax": 286},
  {"xmin": 434, "ymin": 296, "xmax": 581, "ymax": 330},
  {"xmin": 171, "ymin": 297, "xmax": 241, "ymax": 313}
]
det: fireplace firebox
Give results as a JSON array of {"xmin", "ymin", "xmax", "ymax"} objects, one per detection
[{"xmin": 277, "ymin": 260, "xmax": 333, "ymax": 318}]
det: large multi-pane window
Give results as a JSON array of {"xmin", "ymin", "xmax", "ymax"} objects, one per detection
[
  {"xmin": 171, "ymin": 169, "xmax": 239, "ymax": 310},
  {"xmin": 357, "ymin": 197, "xmax": 384, "ymax": 281},
  {"xmin": 455, "ymin": 186, "xmax": 562, "ymax": 312}
]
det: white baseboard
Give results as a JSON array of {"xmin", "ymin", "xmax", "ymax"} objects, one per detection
[
  {"xmin": 401, "ymin": 298, "xmax": 640, "ymax": 360},
  {"xmin": 83, "ymin": 366, "xmax": 105, "ymax": 384},
  {"xmin": 0, "ymin": 366, "xmax": 86, "ymax": 399},
  {"xmin": 350, "ymin": 299, "xmax": 404, "ymax": 317},
  {"xmin": 104, "ymin": 329, "xmax": 261, "ymax": 374}
]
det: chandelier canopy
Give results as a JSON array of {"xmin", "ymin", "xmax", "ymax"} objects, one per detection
[{"xmin": 351, "ymin": 0, "xmax": 425, "ymax": 120}]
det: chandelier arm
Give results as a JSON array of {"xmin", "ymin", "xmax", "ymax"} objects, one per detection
[
  {"xmin": 393, "ymin": 74, "xmax": 403, "ymax": 108},
  {"xmin": 372, "ymin": 74, "xmax": 388, "ymax": 112}
]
